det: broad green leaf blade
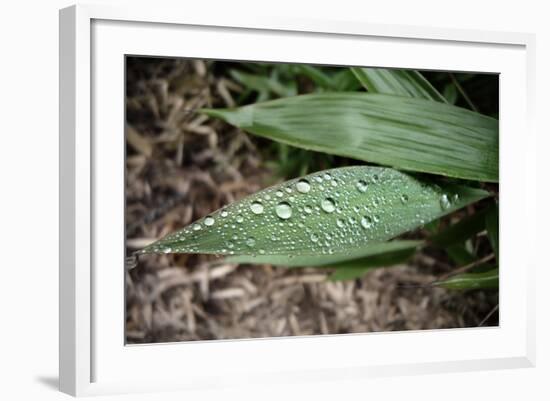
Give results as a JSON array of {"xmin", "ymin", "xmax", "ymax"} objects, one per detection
[
  {"xmin": 202, "ymin": 93, "xmax": 498, "ymax": 182},
  {"xmin": 431, "ymin": 207, "xmax": 491, "ymax": 248},
  {"xmin": 350, "ymin": 67, "xmax": 447, "ymax": 103},
  {"xmin": 486, "ymin": 202, "xmax": 499, "ymax": 260},
  {"xmin": 328, "ymin": 247, "xmax": 415, "ymax": 281},
  {"xmin": 226, "ymin": 240, "xmax": 422, "ymax": 267},
  {"xmin": 434, "ymin": 268, "xmax": 499, "ymax": 290},
  {"xmin": 137, "ymin": 166, "xmax": 489, "ymax": 257}
]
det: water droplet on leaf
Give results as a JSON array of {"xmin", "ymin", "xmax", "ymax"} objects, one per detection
[
  {"xmin": 275, "ymin": 202, "xmax": 293, "ymax": 219},
  {"xmin": 296, "ymin": 179, "xmax": 311, "ymax": 193},
  {"xmin": 321, "ymin": 198, "xmax": 336, "ymax": 213},
  {"xmin": 361, "ymin": 216, "xmax": 373, "ymax": 229},
  {"xmin": 440, "ymin": 194, "xmax": 451, "ymax": 210},
  {"xmin": 356, "ymin": 180, "xmax": 368, "ymax": 193},
  {"xmin": 250, "ymin": 201, "xmax": 264, "ymax": 214}
]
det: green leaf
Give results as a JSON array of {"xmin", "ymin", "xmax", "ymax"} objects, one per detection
[
  {"xmin": 229, "ymin": 69, "xmax": 297, "ymax": 98},
  {"xmin": 431, "ymin": 207, "xmax": 491, "ymax": 248},
  {"xmin": 327, "ymin": 247, "xmax": 416, "ymax": 281},
  {"xmin": 445, "ymin": 244, "xmax": 476, "ymax": 266},
  {"xmin": 434, "ymin": 268, "xmax": 498, "ymax": 290},
  {"xmin": 350, "ymin": 67, "xmax": 447, "ymax": 103},
  {"xmin": 137, "ymin": 166, "xmax": 489, "ymax": 257},
  {"xmin": 486, "ymin": 202, "xmax": 499, "ymax": 259},
  {"xmin": 333, "ymin": 69, "xmax": 364, "ymax": 91},
  {"xmin": 226, "ymin": 240, "xmax": 422, "ymax": 267},
  {"xmin": 202, "ymin": 93, "xmax": 498, "ymax": 182},
  {"xmin": 294, "ymin": 65, "xmax": 334, "ymax": 89},
  {"xmin": 443, "ymin": 84, "xmax": 458, "ymax": 104}
]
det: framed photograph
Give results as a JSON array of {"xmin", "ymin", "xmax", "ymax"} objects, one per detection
[{"xmin": 59, "ymin": 4, "xmax": 536, "ymax": 396}]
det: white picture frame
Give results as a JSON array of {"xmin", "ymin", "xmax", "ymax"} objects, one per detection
[{"xmin": 59, "ymin": 4, "xmax": 536, "ymax": 397}]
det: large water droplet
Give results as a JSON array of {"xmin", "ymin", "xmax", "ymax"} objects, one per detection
[
  {"xmin": 250, "ymin": 201, "xmax": 264, "ymax": 214},
  {"xmin": 162, "ymin": 247, "xmax": 172, "ymax": 254},
  {"xmin": 400, "ymin": 194, "xmax": 409, "ymax": 204},
  {"xmin": 236, "ymin": 214, "xmax": 244, "ymax": 223},
  {"xmin": 321, "ymin": 198, "xmax": 336, "ymax": 213},
  {"xmin": 220, "ymin": 210, "xmax": 229, "ymax": 218},
  {"xmin": 204, "ymin": 216, "xmax": 215, "ymax": 226},
  {"xmin": 246, "ymin": 237, "xmax": 256, "ymax": 247},
  {"xmin": 304, "ymin": 205, "xmax": 313, "ymax": 214},
  {"xmin": 440, "ymin": 194, "xmax": 451, "ymax": 210},
  {"xmin": 192, "ymin": 223, "xmax": 202, "ymax": 231},
  {"xmin": 361, "ymin": 216, "xmax": 373, "ymax": 229},
  {"xmin": 336, "ymin": 218, "xmax": 346, "ymax": 228},
  {"xmin": 323, "ymin": 173, "xmax": 332, "ymax": 181},
  {"xmin": 310, "ymin": 233, "xmax": 319, "ymax": 242},
  {"xmin": 296, "ymin": 179, "xmax": 311, "ymax": 193},
  {"xmin": 356, "ymin": 180, "xmax": 368, "ymax": 193},
  {"xmin": 276, "ymin": 190, "xmax": 284, "ymax": 197},
  {"xmin": 275, "ymin": 202, "xmax": 292, "ymax": 219}
]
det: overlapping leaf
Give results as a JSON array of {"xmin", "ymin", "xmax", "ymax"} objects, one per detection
[
  {"xmin": 202, "ymin": 93, "xmax": 498, "ymax": 182},
  {"xmin": 326, "ymin": 246, "xmax": 416, "ymax": 281},
  {"xmin": 350, "ymin": 67, "xmax": 447, "ymax": 102},
  {"xmin": 434, "ymin": 268, "xmax": 499, "ymax": 290},
  {"xmin": 226, "ymin": 239, "xmax": 422, "ymax": 267}
]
